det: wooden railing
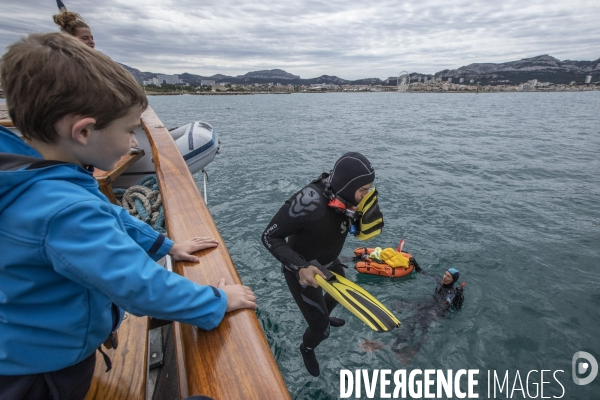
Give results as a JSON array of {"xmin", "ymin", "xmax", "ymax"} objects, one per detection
[{"xmin": 142, "ymin": 107, "xmax": 290, "ymax": 399}]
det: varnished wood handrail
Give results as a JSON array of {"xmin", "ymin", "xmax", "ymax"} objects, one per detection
[{"xmin": 141, "ymin": 107, "xmax": 290, "ymax": 399}]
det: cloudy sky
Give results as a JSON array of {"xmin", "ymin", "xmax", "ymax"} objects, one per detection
[{"xmin": 1, "ymin": 0, "xmax": 599, "ymax": 79}]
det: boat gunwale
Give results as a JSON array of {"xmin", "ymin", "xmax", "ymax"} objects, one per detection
[{"xmin": 141, "ymin": 106, "xmax": 290, "ymax": 399}]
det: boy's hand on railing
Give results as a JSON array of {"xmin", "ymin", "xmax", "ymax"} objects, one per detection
[
  {"xmin": 169, "ymin": 237, "xmax": 219, "ymax": 262},
  {"xmin": 217, "ymin": 278, "xmax": 258, "ymax": 312}
]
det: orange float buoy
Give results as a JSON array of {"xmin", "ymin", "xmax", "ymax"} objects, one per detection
[
  {"xmin": 353, "ymin": 247, "xmax": 376, "ymax": 257},
  {"xmin": 354, "ymin": 246, "xmax": 416, "ymax": 278},
  {"xmin": 355, "ymin": 260, "xmax": 414, "ymax": 278}
]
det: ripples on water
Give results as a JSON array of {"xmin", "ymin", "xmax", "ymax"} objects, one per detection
[{"xmin": 149, "ymin": 92, "xmax": 600, "ymax": 399}]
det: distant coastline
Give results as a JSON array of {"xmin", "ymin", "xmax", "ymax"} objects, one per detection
[
  {"xmin": 145, "ymin": 85, "xmax": 599, "ymax": 96},
  {"xmin": 123, "ymin": 54, "xmax": 600, "ymax": 89},
  {"xmin": 146, "ymin": 91, "xmax": 256, "ymax": 96}
]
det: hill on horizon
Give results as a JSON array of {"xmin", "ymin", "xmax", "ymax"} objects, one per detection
[
  {"xmin": 433, "ymin": 54, "xmax": 600, "ymax": 85},
  {"xmin": 120, "ymin": 54, "xmax": 600, "ymax": 86}
]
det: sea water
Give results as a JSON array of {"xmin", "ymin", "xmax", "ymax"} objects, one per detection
[{"xmin": 149, "ymin": 92, "xmax": 600, "ymax": 399}]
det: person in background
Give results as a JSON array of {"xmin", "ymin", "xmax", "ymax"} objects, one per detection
[
  {"xmin": 0, "ymin": 32, "xmax": 256, "ymax": 400},
  {"xmin": 53, "ymin": 9, "xmax": 95, "ymax": 48}
]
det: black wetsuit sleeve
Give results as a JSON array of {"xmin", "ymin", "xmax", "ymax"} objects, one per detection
[
  {"xmin": 262, "ymin": 211, "xmax": 311, "ymax": 269},
  {"xmin": 262, "ymin": 186, "xmax": 323, "ymax": 270},
  {"xmin": 452, "ymin": 287, "xmax": 464, "ymax": 309},
  {"xmin": 435, "ymin": 283, "xmax": 444, "ymax": 296}
]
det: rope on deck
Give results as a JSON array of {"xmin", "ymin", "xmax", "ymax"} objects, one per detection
[{"xmin": 114, "ymin": 175, "xmax": 166, "ymax": 233}]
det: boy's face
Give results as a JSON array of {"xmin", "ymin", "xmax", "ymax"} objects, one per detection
[{"xmin": 85, "ymin": 106, "xmax": 142, "ymax": 171}]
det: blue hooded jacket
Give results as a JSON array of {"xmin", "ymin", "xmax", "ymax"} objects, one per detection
[{"xmin": 0, "ymin": 126, "xmax": 227, "ymax": 375}]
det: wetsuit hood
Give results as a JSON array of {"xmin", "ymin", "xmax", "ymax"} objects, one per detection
[
  {"xmin": 448, "ymin": 268, "xmax": 459, "ymax": 284},
  {"xmin": 327, "ymin": 152, "xmax": 374, "ymax": 206}
]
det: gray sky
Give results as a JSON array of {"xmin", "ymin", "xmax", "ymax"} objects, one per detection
[{"xmin": 1, "ymin": 0, "xmax": 599, "ymax": 80}]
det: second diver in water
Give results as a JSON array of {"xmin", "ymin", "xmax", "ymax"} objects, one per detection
[{"xmin": 388, "ymin": 266, "xmax": 465, "ymax": 364}]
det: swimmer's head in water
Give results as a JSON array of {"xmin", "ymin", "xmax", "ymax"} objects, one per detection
[
  {"xmin": 442, "ymin": 271, "xmax": 453, "ymax": 285},
  {"xmin": 444, "ymin": 268, "xmax": 459, "ymax": 285}
]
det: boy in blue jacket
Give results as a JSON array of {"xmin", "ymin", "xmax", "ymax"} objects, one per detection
[{"xmin": 0, "ymin": 32, "xmax": 256, "ymax": 399}]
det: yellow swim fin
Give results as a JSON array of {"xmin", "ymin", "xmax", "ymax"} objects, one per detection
[{"xmin": 313, "ymin": 263, "xmax": 399, "ymax": 332}]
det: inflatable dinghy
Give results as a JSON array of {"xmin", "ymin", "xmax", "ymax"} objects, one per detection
[{"xmin": 121, "ymin": 121, "xmax": 220, "ymax": 186}]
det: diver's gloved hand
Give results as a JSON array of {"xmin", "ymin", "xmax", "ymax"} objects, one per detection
[{"xmin": 298, "ymin": 265, "xmax": 327, "ymax": 288}]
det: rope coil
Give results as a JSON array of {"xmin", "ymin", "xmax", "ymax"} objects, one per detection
[{"xmin": 114, "ymin": 175, "xmax": 165, "ymax": 233}]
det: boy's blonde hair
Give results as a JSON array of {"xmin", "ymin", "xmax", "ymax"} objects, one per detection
[{"xmin": 1, "ymin": 32, "xmax": 148, "ymax": 143}]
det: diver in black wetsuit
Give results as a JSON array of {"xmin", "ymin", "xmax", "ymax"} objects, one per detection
[
  {"xmin": 261, "ymin": 152, "xmax": 376, "ymax": 377},
  {"xmin": 427, "ymin": 267, "xmax": 465, "ymax": 309},
  {"xmin": 390, "ymin": 267, "xmax": 465, "ymax": 364}
]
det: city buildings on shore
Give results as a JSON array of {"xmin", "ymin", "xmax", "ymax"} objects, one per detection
[
  {"xmin": 141, "ymin": 73, "xmax": 598, "ymax": 95},
  {"xmin": 299, "ymin": 80, "xmax": 598, "ymax": 93},
  {"xmin": 143, "ymin": 74, "xmax": 183, "ymax": 86}
]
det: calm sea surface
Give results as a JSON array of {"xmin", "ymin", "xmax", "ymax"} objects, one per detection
[{"xmin": 149, "ymin": 92, "xmax": 600, "ymax": 399}]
